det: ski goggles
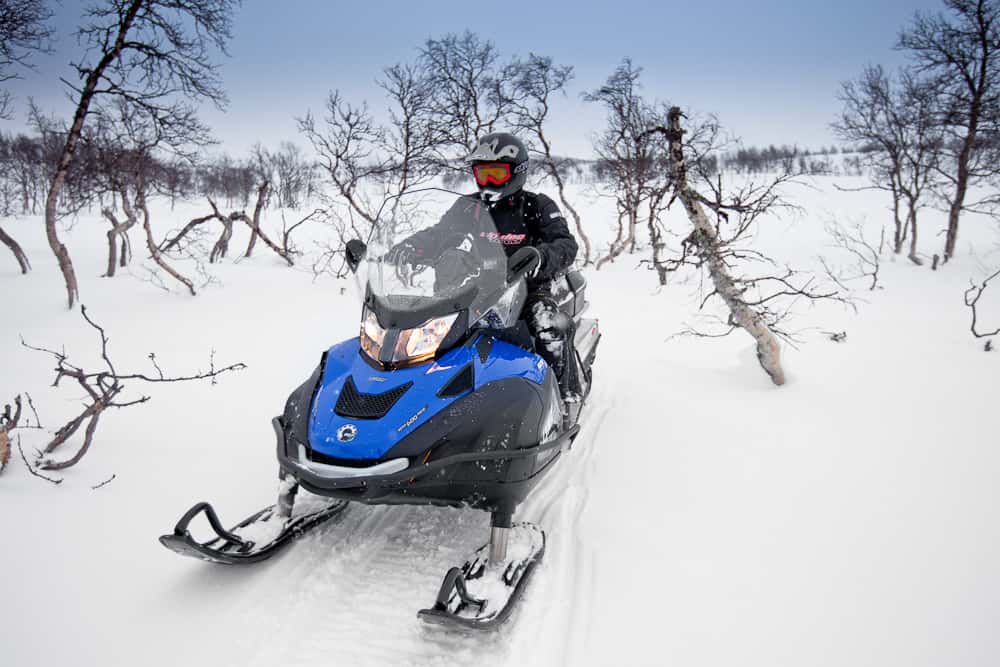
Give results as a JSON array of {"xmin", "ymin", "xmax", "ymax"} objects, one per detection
[{"xmin": 472, "ymin": 162, "xmax": 513, "ymax": 187}]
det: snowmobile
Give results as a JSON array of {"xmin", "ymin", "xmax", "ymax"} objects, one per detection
[{"xmin": 160, "ymin": 191, "xmax": 600, "ymax": 629}]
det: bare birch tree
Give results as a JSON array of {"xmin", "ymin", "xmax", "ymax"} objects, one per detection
[
  {"xmin": 299, "ymin": 62, "xmax": 444, "ymax": 267},
  {"xmin": 419, "ymin": 31, "xmax": 516, "ymax": 171},
  {"xmin": 585, "ymin": 60, "xmax": 674, "ymax": 271},
  {"xmin": 651, "ymin": 108, "xmax": 847, "ymax": 386},
  {"xmin": 0, "ymin": 0, "xmax": 52, "ymax": 271},
  {"xmin": 42, "ymin": 0, "xmax": 238, "ymax": 308},
  {"xmin": 0, "ymin": 222, "xmax": 29, "ymax": 272},
  {"xmin": 0, "ymin": 0, "xmax": 53, "ymax": 119},
  {"xmin": 509, "ymin": 54, "xmax": 593, "ymax": 265},
  {"xmin": 899, "ymin": 0, "xmax": 1000, "ymax": 262},
  {"xmin": 964, "ymin": 267, "xmax": 1000, "ymax": 345},
  {"xmin": 833, "ymin": 65, "xmax": 943, "ymax": 264}
]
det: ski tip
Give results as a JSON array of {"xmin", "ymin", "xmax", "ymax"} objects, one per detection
[
  {"xmin": 159, "ymin": 534, "xmax": 219, "ymax": 562},
  {"xmin": 417, "ymin": 607, "xmax": 504, "ymax": 631}
]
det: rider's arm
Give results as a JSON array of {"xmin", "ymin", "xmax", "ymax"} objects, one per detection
[
  {"xmin": 391, "ymin": 199, "xmax": 468, "ymax": 262},
  {"xmin": 532, "ymin": 194, "xmax": 578, "ymax": 281}
]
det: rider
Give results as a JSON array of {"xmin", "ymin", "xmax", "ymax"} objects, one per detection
[{"xmin": 388, "ymin": 132, "xmax": 581, "ymax": 398}]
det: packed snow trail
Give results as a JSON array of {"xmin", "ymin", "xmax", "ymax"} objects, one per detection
[
  {"xmin": 152, "ymin": 386, "xmax": 613, "ymax": 667},
  {"xmin": 5, "ymin": 183, "xmax": 1000, "ymax": 666}
]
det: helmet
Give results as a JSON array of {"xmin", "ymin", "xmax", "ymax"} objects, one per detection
[{"xmin": 468, "ymin": 132, "xmax": 528, "ymax": 203}]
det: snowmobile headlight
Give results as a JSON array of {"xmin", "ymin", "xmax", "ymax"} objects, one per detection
[
  {"xmin": 360, "ymin": 309, "xmax": 387, "ymax": 360},
  {"xmin": 393, "ymin": 313, "xmax": 458, "ymax": 365}
]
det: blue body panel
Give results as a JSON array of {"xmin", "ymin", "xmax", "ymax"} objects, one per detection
[{"xmin": 309, "ymin": 336, "xmax": 548, "ymax": 460}]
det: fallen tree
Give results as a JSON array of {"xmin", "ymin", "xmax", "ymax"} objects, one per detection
[{"xmin": 20, "ymin": 306, "xmax": 245, "ymax": 472}]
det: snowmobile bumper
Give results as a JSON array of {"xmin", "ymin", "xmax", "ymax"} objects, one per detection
[{"xmin": 276, "ymin": 416, "xmax": 578, "ymax": 507}]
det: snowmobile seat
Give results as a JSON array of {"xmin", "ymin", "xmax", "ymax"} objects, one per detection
[{"xmin": 554, "ymin": 270, "xmax": 588, "ymax": 318}]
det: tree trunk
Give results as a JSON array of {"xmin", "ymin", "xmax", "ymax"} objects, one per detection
[
  {"xmin": 42, "ymin": 411, "xmax": 103, "ymax": 471},
  {"xmin": 120, "ymin": 232, "xmax": 130, "ymax": 268},
  {"xmin": 944, "ymin": 89, "xmax": 983, "ymax": 263},
  {"xmin": 0, "ymin": 225, "xmax": 30, "ymax": 274},
  {"xmin": 906, "ymin": 200, "xmax": 922, "ymax": 266},
  {"xmin": 42, "ymin": 0, "xmax": 144, "ymax": 307},
  {"xmin": 596, "ymin": 208, "xmax": 627, "ymax": 269},
  {"xmin": 243, "ymin": 180, "xmax": 269, "ymax": 258},
  {"xmin": 138, "ymin": 188, "xmax": 196, "ymax": 295},
  {"xmin": 665, "ymin": 107, "xmax": 785, "ymax": 386},
  {"xmin": 540, "ymin": 153, "xmax": 591, "ymax": 265},
  {"xmin": 943, "ymin": 166, "xmax": 968, "ymax": 262},
  {"xmin": 160, "ymin": 212, "xmax": 215, "ymax": 253},
  {"xmin": 891, "ymin": 174, "xmax": 905, "ymax": 253},
  {"xmin": 44, "ymin": 181, "xmax": 79, "ymax": 307},
  {"xmin": 105, "ymin": 227, "xmax": 119, "ymax": 277},
  {"xmin": 101, "ymin": 207, "xmax": 134, "ymax": 278}
]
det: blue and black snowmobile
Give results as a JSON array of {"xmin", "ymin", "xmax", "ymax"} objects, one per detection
[{"xmin": 160, "ymin": 192, "xmax": 600, "ymax": 628}]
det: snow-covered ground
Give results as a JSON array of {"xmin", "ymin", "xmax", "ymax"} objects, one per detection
[{"xmin": 3, "ymin": 177, "xmax": 999, "ymax": 666}]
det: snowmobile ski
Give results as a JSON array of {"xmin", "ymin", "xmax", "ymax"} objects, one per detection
[
  {"xmin": 418, "ymin": 522, "xmax": 545, "ymax": 629},
  {"xmin": 159, "ymin": 498, "xmax": 348, "ymax": 565}
]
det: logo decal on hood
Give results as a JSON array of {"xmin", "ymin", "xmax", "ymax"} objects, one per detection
[{"xmin": 397, "ymin": 406, "xmax": 427, "ymax": 433}]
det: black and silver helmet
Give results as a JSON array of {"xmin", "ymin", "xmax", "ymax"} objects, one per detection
[{"xmin": 468, "ymin": 132, "xmax": 529, "ymax": 203}]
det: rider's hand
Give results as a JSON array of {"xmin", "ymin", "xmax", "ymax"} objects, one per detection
[
  {"xmin": 507, "ymin": 246, "xmax": 543, "ymax": 281},
  {"xmin": 386, "ymin": 242, "xmax": 418, "ymax": 266}
]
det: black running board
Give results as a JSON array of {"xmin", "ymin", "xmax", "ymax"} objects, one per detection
[
  {"xmin": 159, "ymin": 499, "xmax": 349, "ymax": 565},
  {"xmin": 418, "ymin": 522, "xmax": 545, "ymax": 629}
]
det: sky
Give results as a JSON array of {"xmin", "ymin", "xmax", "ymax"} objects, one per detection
[{"xmin": 4, "ymin": 0, "xmax": 945, "ymax": 159}]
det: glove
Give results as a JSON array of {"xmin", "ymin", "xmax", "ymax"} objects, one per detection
[
  {"xmin": 386, "ymin": 242, "xmax": 418, "ymax": 266},
  {"xmin": 507, "ymin": 246, "xmax": 543, "ymax": 282}
]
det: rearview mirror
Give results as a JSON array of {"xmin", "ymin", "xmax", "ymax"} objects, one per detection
[{"xmin": 345, "ymin": 239, "xmax": 367, "ymax": 273}]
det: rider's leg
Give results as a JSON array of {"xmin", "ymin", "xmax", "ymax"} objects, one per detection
[{"xmin": 525, "ymin": 292, "xmax": 579, "ymax": 398}]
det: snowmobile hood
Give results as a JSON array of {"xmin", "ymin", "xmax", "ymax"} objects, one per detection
[{"xmin": 308, "ymin": 336, "xmax": 547, "ymax": 460}]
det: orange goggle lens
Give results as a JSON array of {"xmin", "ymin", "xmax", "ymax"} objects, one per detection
[{"xmin": 472, "ymin": 162, "xmax": 512, "ymax": 187}]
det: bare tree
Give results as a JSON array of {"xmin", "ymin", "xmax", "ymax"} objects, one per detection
[
  {"xmin": 0, "ymin": 393, "xmax": 41, "ymax": 474},
  {"xmin": 267, "ymin": 142, "xmax": 314, "ymax": 209},
  {"xmin": 585, "ymin": 60, "xmax": 676, "ymax": 272},
  {"xmin": 21, "ymin": 306, "xmax": 245, "ymax": 471},
  {"xmin": 652, "ymin": 108, "xmax": 848, "ymax": 386},
  {"xmin": 299, "ymin": 92, "xmax": 386, "ymax": 230},
  {"xmin": 899, "ymin": 0, "xmax": 1000, "ymax": 262},
  {"xmin": 0, "ymin": 0, "xmax": 52, "ymax": 272},
  {"xmin": 377, "ymin": 63, "xmax": 443, "ymax": 198},
  {"xmin": 822, "ymin": 219, "xmax": 886, "ymax": 291},
  {"xmin": 279, "ymin": 207, "xmax": 323, "ymax": 258},
  {"xmin": 419, "ymin": 31, "xmax": 515, "ymax": 170},
  {"xmin": 232, "ymin": 184, "xmax": 294, "ymax": 265},
  {"xmin": 0, "ymin": 222, "xmax": 29, "ymax": 272},
  {"xmin": 964, "ymin": 267, "xmax": 1000, "ymax": 345},
  {"xmin": 834, "ymin": 66, "xmax": 943, "ymax": 264},
  {"xmin": 509, "ymin": 54, "xmax": 593, "ymax": 265},
  {"xmin": 299, "ymin": 62, "xmax": 445, "ymax": 251},
  {"xmin": 0, "ymin": 0, "xmax": 53, "ymax": 119},
  {"xmin": 0, "ymin": 395, "xmax": 21, "ymax": 473},
  {"xmin": 160, "ymin": 209, "xmax": 218, "ymax": 254},
  {"xmin": 95, "ymin": 98, "xmax": 212, "ymax": 293},
  {"xmin": 42, "ymin": 0, "xmax": 238, "ymax": 308},
  {"xmin": 240, "ymin": 174, "xmax": 269, "ymax": 257},
  {"xmin": 207, "ymin": 198, "xmax": 234, "ymax": 263}
]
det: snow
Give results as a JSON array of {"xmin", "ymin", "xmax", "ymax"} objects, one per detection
[{"xmin": 2, "ymin": 176, "xmax": 999, "ymax": 666}]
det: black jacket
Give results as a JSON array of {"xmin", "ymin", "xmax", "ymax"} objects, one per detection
[{"xmin": 405, "ymin": 191, "xmax": 578, "ymax": 285}]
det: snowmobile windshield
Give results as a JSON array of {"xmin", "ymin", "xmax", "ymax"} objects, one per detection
[{"xmin": 365, "ymin": 192, "xmax": 509, "ymax": 331}]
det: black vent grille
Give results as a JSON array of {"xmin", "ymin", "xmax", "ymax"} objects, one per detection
[
  {"xmin": 335, "ymin": 376, "xmax": 411, "ymax": 419},
  {"xmin": 437, "ymin": 364, "xmax": 474, "ymax": 398}
]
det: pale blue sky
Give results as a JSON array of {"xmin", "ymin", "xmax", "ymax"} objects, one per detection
[{"xmin": 6, "ymin": 0, "xmax": 943, "ymax": 157}]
